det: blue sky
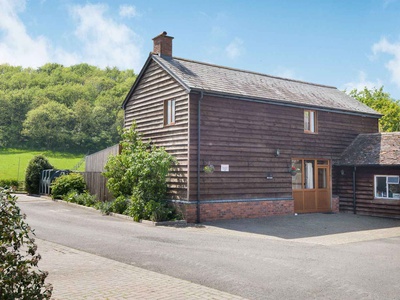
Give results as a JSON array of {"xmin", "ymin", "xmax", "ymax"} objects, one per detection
[{"xmin": 1, "ymin": 0, "xmax": 400, "ymax": 99}]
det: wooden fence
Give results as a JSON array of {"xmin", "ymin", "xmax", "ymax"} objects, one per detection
[{"xmin": 84, "ymin": 144, "xmax": 121, "ymax": 201}]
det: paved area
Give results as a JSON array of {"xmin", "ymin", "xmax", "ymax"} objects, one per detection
[
  {"xmin": 36, "ymin": 239, "xmax": 245, "ymax": 300},
  {"xmin": 17, "ymin": 195, "xmax": 400, "ymax": 300}
]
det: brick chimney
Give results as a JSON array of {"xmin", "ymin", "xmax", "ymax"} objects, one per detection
[{"xmin": 152, "ymin": 31, "xmax": 174, "ymax": 57}]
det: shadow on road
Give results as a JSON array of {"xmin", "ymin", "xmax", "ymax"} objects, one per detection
[{"xmin": 203, "ymin": 213, "xmax": 400, "ymax": 239}]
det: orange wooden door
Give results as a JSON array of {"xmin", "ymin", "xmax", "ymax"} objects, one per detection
[{"xmin": 292, "ymin": 159, "xmax": 331, "ymax": 213}]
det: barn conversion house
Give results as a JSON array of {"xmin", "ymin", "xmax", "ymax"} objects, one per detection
[{"xmin": 110, "ymin": 31, "xmax": 400, "ymax": 223}]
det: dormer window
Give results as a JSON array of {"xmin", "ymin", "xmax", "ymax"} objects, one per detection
[
  {"xmin": 304, "ymin": 110, "xmax": 317, "ymax": 133},
  {"xmin": 164, "ymin": 99, "xmax": 176, "ymax": 126}
]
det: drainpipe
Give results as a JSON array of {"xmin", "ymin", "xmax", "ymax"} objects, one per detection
[
  {"xmin": 196, "ymin": 91, "xmax": 204, "ymax": 223},
  {"xmin": 352, "ymin": 166, "xmax": 357, "ymax": 214}
]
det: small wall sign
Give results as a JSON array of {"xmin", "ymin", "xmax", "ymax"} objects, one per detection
[{"xmin": 221, "ymin": 164, "xmax": 229, "ymax": 172}]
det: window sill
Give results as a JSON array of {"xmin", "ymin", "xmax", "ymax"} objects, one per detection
[{"xmin": 373, "ymin": 198, "xmax": 400, "ymax": 203}]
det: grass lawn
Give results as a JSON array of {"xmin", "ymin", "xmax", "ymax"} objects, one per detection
[{"xmin": 0, "ymin": 148, "xmax": 86, "ymax": 181}]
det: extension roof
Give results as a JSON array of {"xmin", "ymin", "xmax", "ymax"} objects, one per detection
[
  {"xmin": 123, "ymin": 54, "xmax": 380, "ymax": 117},
  {"xmin": 337, "ymin": 132, "xmax": 400, "ymax": 166}
]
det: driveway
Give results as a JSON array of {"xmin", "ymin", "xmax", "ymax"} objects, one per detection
[{"xmin": 16, "ymin": 194, "xmax": 400, "ymax": 299}]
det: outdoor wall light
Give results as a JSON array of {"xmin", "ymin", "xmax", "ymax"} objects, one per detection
[
  {"xmin": 340, "ymin": 169, "xmax": 345, "ymax": 176},
  {"xmin": 275, "ymin": 149, "xmax": 280, "ymax": 157}
]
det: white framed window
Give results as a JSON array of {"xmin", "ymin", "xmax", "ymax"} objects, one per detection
[
  {"xmin": 375, "ymin": 175, "xmax": 400, "ymax": 199},
  {"xmin": 164, "ymin": 99, "xmax": 176, "ymax": 126},
  {"xmin": 304, "ymin": 110, "xmax": 317, "ymax": 133}
]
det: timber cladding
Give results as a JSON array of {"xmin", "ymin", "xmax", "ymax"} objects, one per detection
[
  {"xmin": 334, "ymin": 166, "xmax": 400, "ymax": 218},
  {"xmin": 124, "ymin": 60, "xmax": 189, "ymax": 200},
  {"xmin": 188, "ymin": 93, "xmax": 379, "ymax": 203}
]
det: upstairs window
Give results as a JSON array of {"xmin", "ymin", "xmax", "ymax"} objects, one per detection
[
  {"xmin": 375, "ymin": 175, "xmax": 400, "ymax": 199},
  {"xmin": 164, "ymin": 99, "xmax": 176, "ymax": 126},
  {"xmin": 304, "ymin": 110, "xmax": 317, "ymax": 133}
]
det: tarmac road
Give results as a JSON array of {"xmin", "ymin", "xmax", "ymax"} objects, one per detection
[{"xmin": 17, "ymin": 194, "xmax": 400, "ymax": 299}]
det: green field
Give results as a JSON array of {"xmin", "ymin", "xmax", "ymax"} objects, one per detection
[{"xmin": 0, "ymin": 148, "xmax": 86, "ymax": 181}]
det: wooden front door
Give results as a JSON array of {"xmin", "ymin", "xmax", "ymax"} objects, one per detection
[{"xmin": 292, "ymin": 159, "xmax": 331, "ymax": 213}]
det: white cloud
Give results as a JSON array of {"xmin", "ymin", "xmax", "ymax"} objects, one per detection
[
  {"xmin": 0, "ymin": 0, "xmax": 52, "ymax": 67},
  {"xmin": 70, "ymin": 4, "xmax": 142, "ymax": 70},
  {"xmin": 343, "ymin": 71, "xmax": 383, "ymax": 92},
  {"xmin": 274, "ymin": 67, "xmax": 300, "ymax": 80},
  {"xmin": 0, "ymin": 1, "xmax": 143, "ymax": 70},
  {"xmin": 119, "ymin": 4, "xmax": 138, "ymax": 18},
  {"xmin": 373, "ymin": 37, "xmax": 400, "ymax": 88},
  {"xmin": 225, "ymin": 37, "xmax": 244, "ymax": 59}
]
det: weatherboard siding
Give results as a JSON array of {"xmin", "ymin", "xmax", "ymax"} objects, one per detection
[
  {"xmin": 188, "ymin": 94, "xmax": 379, "ymax": 201},
  {"xmin": 334, "ymin": 166, "xmax": 400, "ymax": 218},
  {"xmin": 124, "ymin": 60, "xmax": 189, "ymax": 200}
]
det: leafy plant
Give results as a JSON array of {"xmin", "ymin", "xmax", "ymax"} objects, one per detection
[
  {"xmin": 144, "ymin": 200, "xmax": 172, "ymax": 222},
  {"xmin": 64, "ymin": 191, "xmax": 97, "ymax": 207},
  {"xmin": 0, "ymin": 188, "xmax": 53, "ymax": 299},
  {"xmin": 25, "ymin": 155, "xmax": 53, "ymax": 195},
  {"xmin": 51, "ymin": 173, "xmax": 86, "ymax": 199},
  {"xmin": 97, "ymin": 201, "xmax": 113, "ymax": 215},
  {"xmin": 110, "ymin": 196, "xmax": 130, "ymax": 215},
  {"xmin": 0, "ymin": 179, "xmax": 19, "ymax": 190},
  {"xmin": 103, "ymin": 124, "xmax": 176, "ymax": 222}
]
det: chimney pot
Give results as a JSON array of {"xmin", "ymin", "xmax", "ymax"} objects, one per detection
[{"xmin": 152, "ymin": 31, "xmax": 174, "ymax": 57}]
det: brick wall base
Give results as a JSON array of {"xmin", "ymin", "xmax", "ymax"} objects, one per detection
[
  {"xmin": 173, "ymin": 200, "xmax": 294, "ymax": 223},
  {"xmin": 332, "ymin": 195, "xmax": 340, "ymax": 213}
]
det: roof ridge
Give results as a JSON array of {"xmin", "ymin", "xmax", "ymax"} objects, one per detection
[{"xmin": 169, "ymin": 55, "xmax": 337, "ymax": 90}]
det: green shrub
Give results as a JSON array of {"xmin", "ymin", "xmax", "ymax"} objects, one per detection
[
  {"xmin": 0, "ymin": 179, "xmax": 19, "ymax": 190},
  {"xmin": 51, "ymin": 173, "xmax": 86, "ymax": 199},
  {"xmin": 104, "ymin": 124, "xmax": 176, "ymax": 221},
  {"xmin": 25, "ymin": 155, "xmax": 53, "ymax": 194},
  {"xmin": 63, "ymin": 190, "xmax": 97, "ymax": 207},
  {"xmin": 127, "ymin": 196, "xmax": 145, "ymax": 222},
  {"xmin": 110, "ymin": 196, "xmax": 130, "ymax": 215},
  {"xmin": 96, "ymin": 201, "xmax": 113, "ymax": 215},
  {"xmin": 144, "ymin": 200, "xmax": 172, "ymax": 222},
  {"xmin": 0, "ymin": 188, "xmax": 53, "ymax": 299}
]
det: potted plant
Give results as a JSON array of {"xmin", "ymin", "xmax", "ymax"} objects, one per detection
[{"xmin": 290, "ymin": 166, "xmax": 299, "ymax": 176}]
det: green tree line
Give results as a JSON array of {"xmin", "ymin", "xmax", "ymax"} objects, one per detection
[
  {"xmin": 0, "ymin": 63, "xmax": 136, "ymax": 153},
  {"xmin": 348, "ymin": 87, "xmax": 400, "ymax": 132}
]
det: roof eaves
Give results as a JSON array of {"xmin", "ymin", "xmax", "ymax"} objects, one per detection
[{"xmin": 190, "ymin": 88, "xmax": 382, "ymax": 118}]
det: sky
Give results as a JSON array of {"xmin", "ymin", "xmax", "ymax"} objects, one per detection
[{"xmin": 1, "ymin": 0, "xmax": 400, "ymax": 99}]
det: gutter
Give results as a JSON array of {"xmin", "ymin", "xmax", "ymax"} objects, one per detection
[
  {"xmin": 196, "ymin": 91, "xmax": 204, "ymax": 223},
  {"xmin": 352, "ymin": 166, "xmax": 357, "ymax": 214}
]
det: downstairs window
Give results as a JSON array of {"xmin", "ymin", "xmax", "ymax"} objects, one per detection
[{"xmin": 375, "ymin": 175, "xmax": 400, "ymax": 199}]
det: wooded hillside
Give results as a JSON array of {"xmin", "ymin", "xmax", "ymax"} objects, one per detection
[{"xmin": 0, "ymin": 63, "xmax": 136, "ymax": 153}]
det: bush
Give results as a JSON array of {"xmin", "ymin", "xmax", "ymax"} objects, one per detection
[
  {"xmin": 110, "ymin": 196, "xmax": 130, "ymax": 215},
  {"xmin": 144, "ymin": 200, "xmax": 172, "ymax": 222},
  {"xmin": 64, "ymin": 191, "xmax": 97, "ymax": 207},
  {"xmin": 104, "ymin": 124, "xmax": 176, "ymax": 221},
  {"xmin": 0, "ymin": 179, "xmax": 19, "ymax": 190},
  {"xmin": 0, "ymin": 188, "xmax": 53, "ymax": 299},
  {"xmin": 25, "ymin": 155, "xmax": 53, "ymax": 194},
  {"xmin": 51, "ymin": 173, "xmax": 86, "ymax": 199}
]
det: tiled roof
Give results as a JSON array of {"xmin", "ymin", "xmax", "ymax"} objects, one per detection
[
  {"xmin": 337, "ymin": 132, "xmax": 400, "ymax": 166},
  {"xmin": 153, "ymin": 55, "xmax": 380, "ymax": 116}
]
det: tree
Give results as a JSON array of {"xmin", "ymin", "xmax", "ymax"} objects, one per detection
[
  {"xmin": 0, "ymin": 189, "xmax": 52, "ymax": 299},
  {"xmin": 348, "ymin": 87, "xmax": 400, "ymax": 132},
  {"xmin": 25, "ymin": 155, "xmax": 53, "ymax": 195},
  {"xmin": 22, "ymin": 101, "xmax": 76, "ymax": 150}
]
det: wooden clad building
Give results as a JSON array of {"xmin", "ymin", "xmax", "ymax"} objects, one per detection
[
  {"xmin": 334, "ymin": 133, "xmax": 400, "ymax": 218},
  {"xmin": 121, "ymin": 32, "xmax": 382, "ymax": 222}
]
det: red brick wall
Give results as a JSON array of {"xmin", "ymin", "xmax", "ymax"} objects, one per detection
[
  {"xmin": 332, "ymin": 195, "xmax": 340, "ymax": 213},
  {"xmin": 174, "ymin": 200, "xmax": 294, "ymax": 223}
]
